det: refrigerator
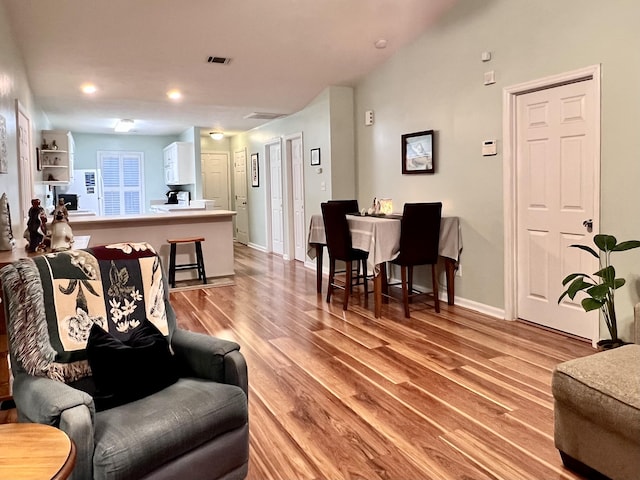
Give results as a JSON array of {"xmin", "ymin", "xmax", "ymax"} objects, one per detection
[{"xmin": 57, "ymin": 169, "xmax": 102, "ymax": 215}]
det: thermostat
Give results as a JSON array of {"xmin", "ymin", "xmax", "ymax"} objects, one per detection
[{"xmin": 482, "ymin": 140, "xmax": 497, "ymax": 156}]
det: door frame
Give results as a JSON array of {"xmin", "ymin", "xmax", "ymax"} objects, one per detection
[
  {"xmin": 264, "ymin": 137, "xmax": 283, "ymax": 255},
  {"xmin": 283, "ymin": 132, "xmax": 304, "ymax": 261},
  {"xmin": 503, "ymin": 65, "xmax": 601, "ymax": 337}
]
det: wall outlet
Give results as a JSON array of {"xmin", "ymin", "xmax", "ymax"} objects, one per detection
[{"xmin": 456, "ymin": 264, "xmax": 462, "ymax": 277}]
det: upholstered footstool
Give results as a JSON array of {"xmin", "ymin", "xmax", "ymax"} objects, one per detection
[{"xmin": 552, "ymin": 344, "xmax": 640, "ymax": 480}]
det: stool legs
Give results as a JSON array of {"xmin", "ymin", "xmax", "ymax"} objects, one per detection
[
  {"xmin": 167, "ymin": 239, "xmax": 206, "ymax": 288},
  {"xmin": 195, "ymin": 241, "xmax": 207, "ymax": 284},
  {"xmin": 169, "ymin": 243, "xmax": 177, "ymax": 288}
]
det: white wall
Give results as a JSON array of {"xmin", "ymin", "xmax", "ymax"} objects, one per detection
[
  {"xmin": 230, "ymin": 86, "xmax": 355, "ymax": 248},
  {"xmin": 354, "ymin": 0, "xmax": 640, "ymax": 339},
  {"xmin": 0, "ymin": 2, "xmax": 48, "ymax": 236}
]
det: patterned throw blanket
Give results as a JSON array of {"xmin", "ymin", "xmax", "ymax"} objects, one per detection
[{"xmin": 1, "ymin": 242, "xmax": 170, "ymax": 383}]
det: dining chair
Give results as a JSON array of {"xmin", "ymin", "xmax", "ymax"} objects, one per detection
[
  {"xmin": 328, "ymin": 199, "xmax": 359, "ymax": 214},
  {"xmin": 321, "ymin": 202, "xmax": 369, "ymax": 310},
  {"xmin": 389, "ymin": 202, "xmax": 442, "ymax": 317}
]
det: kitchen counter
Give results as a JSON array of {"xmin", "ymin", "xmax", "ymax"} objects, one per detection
[{"xmin": 69, "ymin": 210, "xmax": 237, "ymax": 280}]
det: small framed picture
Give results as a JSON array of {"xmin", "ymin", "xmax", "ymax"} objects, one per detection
[
  {"xmin": 401, "ymin": 130, "xmax": 434, "ymax": 174},
  {"xmin": 310, "ymin": 148, "xmax": 321, "ymax": 166},
  {"xmin": 251, "ymin": 153, "xmax": 259, "ymax": 187}
]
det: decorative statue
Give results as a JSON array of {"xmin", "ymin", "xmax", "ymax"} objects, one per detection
[
  {"xmin": 50, "ymin": 209, "xmax": 74, "ymax": 252},
  {"xmin": 26, "ymin": 198, "xmax": 47, "ymax": 252},
  {"xmin": 0, "ymin": 193, "xmax": 15, "ymax": 250},
  {"xmin": 52, "ymin": 198, "xmax": 69, "ymax": 223}
]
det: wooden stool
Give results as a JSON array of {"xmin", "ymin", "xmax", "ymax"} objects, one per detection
[{"xmin": 167, "ymin": 237, "xmax": 207, "ymax": 288}]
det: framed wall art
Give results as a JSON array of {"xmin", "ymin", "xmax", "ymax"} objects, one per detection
[
  {"xmin": 310, "ymin": 148, "xmax": 321, "ymax": 166},
  {"xmin": 251, "ymin": 153, "xmax": 259, "ymax": 187},
  {"xmin": 401, "ymin": 130, "xmax": 434, "ymax": 174}
]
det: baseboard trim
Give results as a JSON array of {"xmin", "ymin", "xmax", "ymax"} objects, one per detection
[{"xmin": 247, "ymin": 242, "xmax": 267, "ymax": 253}]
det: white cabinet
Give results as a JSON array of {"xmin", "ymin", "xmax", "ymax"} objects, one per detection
[
  {"xmin": 40, "ymin": 130, "xmax": 74, "ymax": 185},
  {"xmin": 163, "ymin": 142, "xmax": 195, "ymax": 185}
]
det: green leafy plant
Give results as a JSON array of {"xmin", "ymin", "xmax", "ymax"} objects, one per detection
[{"xmin": 558, "ymin": 234, "xmax": 640, "ymax": 342}]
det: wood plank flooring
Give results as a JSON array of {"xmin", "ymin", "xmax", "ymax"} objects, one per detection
[{"xmin": 171, "ymin": 243, "xmax": 595, "ymax": 480}]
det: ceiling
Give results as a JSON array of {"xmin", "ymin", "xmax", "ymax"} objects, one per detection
[{"xmin": 3, "ymin": 0, "xmax": 456, "ymax": 136}]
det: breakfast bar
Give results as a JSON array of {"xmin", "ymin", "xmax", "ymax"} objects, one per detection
[{"xmin": 69, "ymin": 210, "xmax": 237, "ymax": 281}]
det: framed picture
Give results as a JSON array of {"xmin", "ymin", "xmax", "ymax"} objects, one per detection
[
  {"xmin": 401, "ymin": 130, "xmax": 434, "ymax": 174},
  {"xmin": 251, "ymin": 153, "xmax": 259, "ymax": 187},
  {"xmin": 310, "ymin": 148, "xmax": 321, "ymax": 166}
]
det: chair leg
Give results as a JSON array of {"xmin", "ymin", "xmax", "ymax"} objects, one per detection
[
  {"xmin": 344, "ymin": 261, "xmax": 352, "ymax": 310},
  {"xmin": 360, "ymin": 259, "xmax": 368, "ymax": 307},
  {"xmin": 401, "ymin": 265, "xmax": 410, "ymax": 318},
  {"xmin": 326, "ymin": 259, "xmax": 335, "ymax": 303},
  {"xmin": 408, "ymin": 265, "xmax": 414, "ymax": 304},
  {"xmin": 431, "ymin": 264, "xmax": 440, "ymax": 313}
]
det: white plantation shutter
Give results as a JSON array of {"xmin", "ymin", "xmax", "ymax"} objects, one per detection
[{"xmin": 98, "ymin": 151, "xmax": 144, "ymax": 216}]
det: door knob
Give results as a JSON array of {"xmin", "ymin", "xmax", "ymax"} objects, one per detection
[{"xmin": 583, "ymin": 219, "xmax": 593, "ymax": 232}]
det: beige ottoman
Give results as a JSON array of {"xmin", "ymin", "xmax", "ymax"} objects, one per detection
[{"xmin": 552, "ymin": 344, "xmax": 640, "ymax": 480}]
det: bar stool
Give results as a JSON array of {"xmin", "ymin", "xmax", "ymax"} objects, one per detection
[{"xmin": 167, "ymin": 237, "xmax": 207, "ymax": 288}]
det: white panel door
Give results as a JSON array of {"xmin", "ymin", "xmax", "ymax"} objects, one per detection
[
  {"xmin": 268, "ymin": 141, "xmax": 284, "ymax": 255},
  {"xmin": 201, "ymin": 152, "xmax": 229, "ymax": 210},
  {"xmin": 16, "ymin": 104, "xmax": 33, "ymax": 222},
  {"xmin": 291, "ymin": 136, "xmax": 306, "ymax": 261},
  {"xmin": 516, "ymin": 79, "xmax": 598, "ymax": 338},
  {"xmin": 233, "ymin": 149, "xmax": 249, "ymax": 245}
]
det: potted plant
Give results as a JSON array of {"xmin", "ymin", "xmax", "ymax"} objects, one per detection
[{"xmin": 558, "ymin": 234, "xmax": 640, "ymax": 349}]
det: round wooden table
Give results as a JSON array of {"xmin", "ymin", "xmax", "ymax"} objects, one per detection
[{"xmin": 0, "ymin": 423, "xmax": 76, "ymax": 479}]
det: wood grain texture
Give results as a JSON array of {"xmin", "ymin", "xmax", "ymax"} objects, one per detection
[{"xmin": 170, "ymin": 243, "xmax": 595, "ymax": 480}]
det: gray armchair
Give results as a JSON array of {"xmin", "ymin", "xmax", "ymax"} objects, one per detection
[{"xmin": 0, "ymin": 243, "xmax": 248, "ymax": 479}]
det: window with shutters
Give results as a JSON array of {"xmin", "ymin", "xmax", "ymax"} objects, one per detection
[{"xmin": 98, "ymin": 151, "xmax": 145, "ymax": 216}]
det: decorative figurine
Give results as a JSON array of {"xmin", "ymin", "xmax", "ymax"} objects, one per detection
[
  {"xmin": 26, "ymin": 198, "xmax": 47, "ymax": 252},
  {"xmin": 52, "ymin": 198, "xmax": 69, "ymax": 222},
  {"xmin": 50, "ymin": 208, "xmax": 74, "ymax": 252}
]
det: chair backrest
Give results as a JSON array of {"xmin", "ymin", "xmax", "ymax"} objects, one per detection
[
  {"xmin": 328, "ymin": 199, "xmax": 359, "ymax": 214},
  {"xmin": 321, "ymin": 202, "xmax": 353, "ymax": 261},
  {"xmin": 396, "ymin": 202, "xmax": 442, "ymax": 266},
  {"xmin": 0, "ymin": 242, "xmax": 176, "ymax": 383}
]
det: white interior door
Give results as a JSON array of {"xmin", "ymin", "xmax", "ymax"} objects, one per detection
[
  {"xmin": 267, "ymin": 140, "xmax": 284, "ymax": 255},
  {"xmin": 201, "ymin": 152, "xmax": 229, "ymax": 210},
  {"xmin": 16, "ymin": 102, "xmax": 34, "ymax": 222},
  {"xmin": 516, "ymin": 78, "xmax": 598, "ymax": 339},
  {"xmin": 233, "ymin": 149, "xmax": 249, "ymax": 245},
  {"xmin": 290, "ymin": 135, "xmax": 305, "ymax": 262}
]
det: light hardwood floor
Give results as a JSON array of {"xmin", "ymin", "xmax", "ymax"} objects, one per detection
[{"xmin": 171, "ymin": 243, "xmax": 594, "ymax": 480}]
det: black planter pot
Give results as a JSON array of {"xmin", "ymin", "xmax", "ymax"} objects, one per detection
[{"xmin": 596, "ymin": 338, "xmax": 627, "ymax": 351}]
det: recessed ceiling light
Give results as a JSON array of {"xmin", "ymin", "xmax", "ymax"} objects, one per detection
[
  {"xmin": 114, "ymin": 119, "xmax": 134, "ymax": 133},
  {"xmin": 167, "ymin": 89, "xmax": 182, "ymax": 100},
  {"xmin": 209, "ymin": 132, "xmax": 224, "ymax": 140},
  {"xmin": 81, "ymin": 83, "xmax": 97, "ymax": 94},
  {"xmin": 374, "ymin": 39, "xmax": 388, "ymax": 49}
]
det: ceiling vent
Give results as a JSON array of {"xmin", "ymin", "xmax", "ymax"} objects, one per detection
[
  {"xmin": 207, "ymin": 56, "xmax": 231, "ymax": 65},
  {"xmin": 243, "ymin": 112, "xmax": 287, "ymax": 120}
]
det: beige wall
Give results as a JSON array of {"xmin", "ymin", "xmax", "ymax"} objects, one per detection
[{"xmin": 354, "ymin": 0, "xmax": 640, "ymax": 339}]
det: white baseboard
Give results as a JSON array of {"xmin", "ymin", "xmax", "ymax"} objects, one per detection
[{"xmin": 247, "ymin": 242, "xmax": 268, "ymax": 253}]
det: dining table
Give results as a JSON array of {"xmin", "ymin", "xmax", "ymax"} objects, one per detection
[{"xmin": 307, "ymin": 213, "xmax": 462, "ymax": 318}]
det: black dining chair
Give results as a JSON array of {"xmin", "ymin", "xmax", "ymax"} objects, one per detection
[
  {"xmin": 321, "ymin": 202, "xmax": 369, "ymax": 310},
  {"xmin": 388, "ymin": 202, "xmax": 442, "ymax": 317},
  {"xmin": 328, "ymin": 199, "xmax": 359, "ymax": 214}
]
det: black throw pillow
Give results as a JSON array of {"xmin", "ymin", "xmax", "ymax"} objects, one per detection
[{"xmin": 86, "ymin": 319, "xmax": 178, "ymax": 410}]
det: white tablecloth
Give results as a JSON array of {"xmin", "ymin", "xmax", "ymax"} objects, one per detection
[{"xmin": 308, "ymin": 214, "xmax": 462, "ymax": 272}]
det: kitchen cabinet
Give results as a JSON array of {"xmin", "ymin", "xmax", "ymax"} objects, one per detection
[
  {"xmin": 163, "ymin": 142, "xmax": 195, "ymax": 185},
  {"xmin": 39, "ymin": 130, "xmax": 74, "ymax": 185}
]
